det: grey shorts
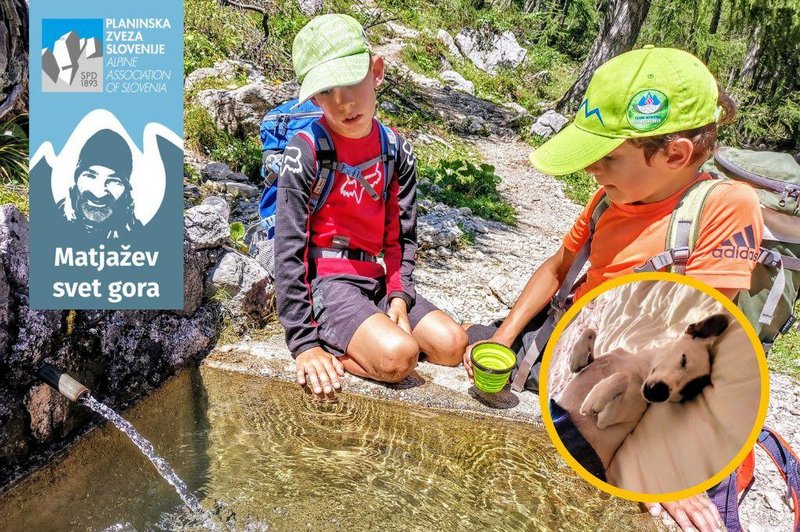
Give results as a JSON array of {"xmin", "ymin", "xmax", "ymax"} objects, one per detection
[{"xmin": 311, "ymin": 274, "xmax": 439, "ymax": 357}]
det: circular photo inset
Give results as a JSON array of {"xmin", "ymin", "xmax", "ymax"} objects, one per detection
[{"xmin": 540, "ymin": 273, "xmax": 769, "ymax": 501}]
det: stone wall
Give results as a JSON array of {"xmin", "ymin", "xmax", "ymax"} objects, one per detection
[{"xmin": 0, "ymin": 204, "xmax": 270, "ymax": 484}]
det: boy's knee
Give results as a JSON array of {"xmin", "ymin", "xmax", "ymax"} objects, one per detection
[
  {"xmin": 378, "ymin": 336, "xmax": 420, "ymax": 382},
  {"xmin": 429, "ymin": 323, "xmax": 469, "ymax": 365}
]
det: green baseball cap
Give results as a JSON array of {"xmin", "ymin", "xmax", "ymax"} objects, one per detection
[
  {"xmin": 292, "ymin": 14, "xmax": 372, "ymax": 104},
  {"xmin": 530, "ymin": 46, "xmax": 720, "ymax": 176}
]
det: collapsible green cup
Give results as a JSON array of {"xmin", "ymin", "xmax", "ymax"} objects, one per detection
[{"xmin": 470, "ymin": 342, "xmax": 517, "ymax": 393}]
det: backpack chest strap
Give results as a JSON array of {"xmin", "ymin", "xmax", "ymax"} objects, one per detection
[
  {"xmin": 634, "ymin": 178, "xmax": 724, "ymax": 274},
  {"xmin": 326, "ymin": 160, "xmax": 382, "ymax": 201}
]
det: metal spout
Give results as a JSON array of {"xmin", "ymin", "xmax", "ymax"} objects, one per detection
[{"xmin": 38, "ymin": 364, "xmax": 90, "ymax": 402}]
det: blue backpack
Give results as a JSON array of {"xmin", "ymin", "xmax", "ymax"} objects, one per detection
[{"xmin": 248, "ymin": 98, "xmax": 399, "ymax": 275}]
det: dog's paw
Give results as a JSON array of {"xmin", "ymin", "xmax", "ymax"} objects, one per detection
[
  {"xmin": 579, "ymin": 393, "xmax": 605, "ymax": 418},
  {"xmin": 569, "ymin": 328, "xmax": 596, "ymax": 373},
  {"xmin": 579, "ymin": 373, "xmax": 629, "ymax": 428}
]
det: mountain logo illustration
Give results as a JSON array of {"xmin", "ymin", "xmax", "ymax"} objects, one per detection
[
  {"xmin": 635, "ymin": 92, "xmax": 664, "ymax": 114},
  {"xmin": 41, "ymin": 19, "xmax": 103, "ymax": 93},
  {"xmin": 626, "ymin": 89, "xmax": 670, "ymax": 132}
]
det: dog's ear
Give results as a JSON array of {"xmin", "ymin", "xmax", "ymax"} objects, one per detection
[{"xmin": 685, "ymin": 314, "xmax": 730, "ymax": 339}]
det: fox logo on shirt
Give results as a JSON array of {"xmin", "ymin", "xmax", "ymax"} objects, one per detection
[{"xmin": 339, "ymin": 163, "xmax": 383, "ymax": 205}]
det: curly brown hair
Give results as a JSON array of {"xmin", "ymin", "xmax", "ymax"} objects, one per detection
[{"xmin": 627, "ymin": 85, "xmax": 737, "ymax": 165}]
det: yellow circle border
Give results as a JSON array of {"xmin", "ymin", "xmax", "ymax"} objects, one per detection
[{"xmin": 538, "ymin": 272, "xmax": 770, "ymax": 503}]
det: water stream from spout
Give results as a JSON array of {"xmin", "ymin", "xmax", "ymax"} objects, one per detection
[{"xmin": 80, "ymin": 394, "xmax": 207, "ymax": 517}]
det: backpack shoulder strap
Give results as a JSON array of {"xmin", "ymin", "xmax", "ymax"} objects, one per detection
[
  {"xmin": 377, "ymin": 123, "xmax": 398, "ymax": 200},
  {"xmin": 758, "ymin": 427, "xmax": 800, "ymax": 531},
  {"xmin": 556, "ymin": 191, "xmax": 611, "ymax": 310},
  {"xmin": 590, "ymin": 193, "xmax": 611, "ymax": 232},
  {"xmin": 304, "ymin": 121, "xmax": 337, "ymax": 213},
  {"xmin": 634, "ymin": 177, "xmax": 724, "ymax": 274},
  {"xmin": 709, "ymin": 428, "xmax": 800, "ymax": 532}
]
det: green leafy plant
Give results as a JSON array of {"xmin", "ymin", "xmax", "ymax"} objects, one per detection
[
  {"xmin": 185, "ymin": 105, "xmax": 262, "ymax": 177},
  {"xmin": 184, "ymin": 0, "xmax": 257, "ymax": 75},
  {"xmin": 229, "ymin": 221, "xmax": 248, "ymax": 253},
  {"xmin": 557, "ymin": 169, "xmax": 598, "ymax": 206},
  {"xmin": 0, "ymin": 116, "xmax": 29, "ymax": 185},
  {"xmin": 420, "ymin": 158, "xmax": 516, "ymax": 224},
  {"xmin": 456, "ymin": 222, "xmax": 476, "ymax": 248}
]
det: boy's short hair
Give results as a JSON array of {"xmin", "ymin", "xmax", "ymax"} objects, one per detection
[
  {"xmin": 530, "ymin": 47, "xmax": 725, "ymax": 176},
  {"xmin": 292, "ymin": 14, "xmax": 372, "ymax": 104}
]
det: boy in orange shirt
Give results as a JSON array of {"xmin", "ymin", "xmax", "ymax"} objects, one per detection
[{"xmin": 465, "ymin": 47, "xmax": 761, "ymax": 531}]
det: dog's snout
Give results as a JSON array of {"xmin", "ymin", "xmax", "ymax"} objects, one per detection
[{"xmin": 643, "ymin": 381, "xmax": 669, "ymax": 403}]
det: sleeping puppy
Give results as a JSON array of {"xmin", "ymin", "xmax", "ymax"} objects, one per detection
[{"xmin": 554, "ymin": 314, "xmax": 729, "ymax": 470}]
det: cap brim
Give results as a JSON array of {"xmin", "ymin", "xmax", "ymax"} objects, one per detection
[
  {"xmin": 298, "ymin": 53, "xmax": 371, "ymax": 104},
  {"xmin": 529, "ymin": 123, "xmax": 626, "ymax": 176}
]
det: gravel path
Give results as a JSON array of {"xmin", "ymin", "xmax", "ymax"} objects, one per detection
[{"xmin": 413, "ymin": 137, "xmax": 580, "ymax": 325}]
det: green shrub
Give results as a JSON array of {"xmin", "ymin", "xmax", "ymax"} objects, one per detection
[
  {"xmin": 770, "ymin": 301, "xmax": 800, "ymax": 380},
  {"xmin": 229, "ymin": 221, "xmax": 248, "ymax": 252},
  {"xmin": 210, "ymin": 138, "xmax": 262, "ymax": 178},
  {"xmin": 184, "ymin": 164, "xmax": 201, "ymax": 184},
  {"xmin": 402, "ymin": 38, "xmax": 447, "ymax": 77},
  {"xmin": 0, "ymin": 115, "xmax": 28, "ymax": 185},
  {"xmin": 721, "ymin": 89, "xmax": 800, "ymax": 150},
  {"xmin": 184, "ymin": 0, "xmax": 259, "ymax": 75},
  {"xmin": 557, "ymin": 169, "xmax": 598, "ymax": 205},
  {"xmin": 185, "ymin": 105, "xmax": 219, "ymax": 153},
  {"xmin": 185, "ymin": 105, "xmax": 262, "ymax": 178},
  {"xmin": 0, "ymin": 184, "xmax": 28, "ymax": 214},
  {"xmin": 420, "ymin": 158, "xmax": 516, "ymax": 224}
]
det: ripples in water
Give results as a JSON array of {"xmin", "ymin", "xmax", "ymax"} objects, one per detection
[{"xmin": 0, "ymin": 367, "xmax": 651, "ymax": 531}]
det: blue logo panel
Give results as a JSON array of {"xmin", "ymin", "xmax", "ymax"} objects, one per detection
[{"xmin": 30, "ymin": 3, "xmax": 184, "ymax": 309}]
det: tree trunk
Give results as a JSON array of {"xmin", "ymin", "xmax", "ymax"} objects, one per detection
[
  {"xmin": 557, "ymin": 0, "xmax": 653, "ymax": 112},
  {"xmin": 703, "ymin": 0, "xmax": 723, "ymax": 63},
  {"xmin": 740, "ymin": 24, "xmax": 762, "ymax": 90},
  {"xmin": 0, "ymin": 0, "xmax": 28, "ymax": 120}
]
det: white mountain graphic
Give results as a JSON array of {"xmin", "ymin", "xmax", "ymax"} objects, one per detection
[
  {"xmin": 42, "ymin": 30, "xmax": 102, "ymax": 87},
  {"xmin": 31, "ymin": 109, "xmax": 183, "ymax": 226}
]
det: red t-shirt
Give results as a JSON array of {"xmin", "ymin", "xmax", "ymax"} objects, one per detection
[{"xmin": 301, "ymin": 117, "xmax": 405, "ymax": 295}]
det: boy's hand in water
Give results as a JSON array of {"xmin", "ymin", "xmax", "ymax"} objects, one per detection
[
  {"xmin": 295, "ymin": 347, "xmax": 344, "ymax": 398},
  {"xmin": 646, "ymin": 495, "xmax": 723, "ymax": 532},
  {"xmin": 387, "ymin": 298, "xmax": 412, "ymax": 335}
]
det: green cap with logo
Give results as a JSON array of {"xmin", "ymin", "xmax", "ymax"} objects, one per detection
[
  {"xmin": 292, "ymin": 14, "xmax": 371, "ymax": 104},
  {"xmin": 530, "ymin": 46, "xmax": 719, "ymax": 176}
]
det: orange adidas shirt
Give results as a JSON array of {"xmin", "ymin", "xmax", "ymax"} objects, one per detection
[{"xmin": 564, "ymin": 175, "xmax": 763, "ymax": 302}]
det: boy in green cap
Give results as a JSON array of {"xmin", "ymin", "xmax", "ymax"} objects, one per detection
[
  {"xmin": 275, "ymin": 14, "xmax": 467, "ymax": 398},
  {"xmin": 465, "ymin": 46, "xmax": 760, "ymax": 532}
]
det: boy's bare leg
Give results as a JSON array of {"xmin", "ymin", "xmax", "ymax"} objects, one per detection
[
  {"xmin": 342, "ymin": 313, "xmax": 420, "ymax": 383},
  {"xmin": 412, "ymin": 310, "xmax": 468, "ymax": 366}
]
